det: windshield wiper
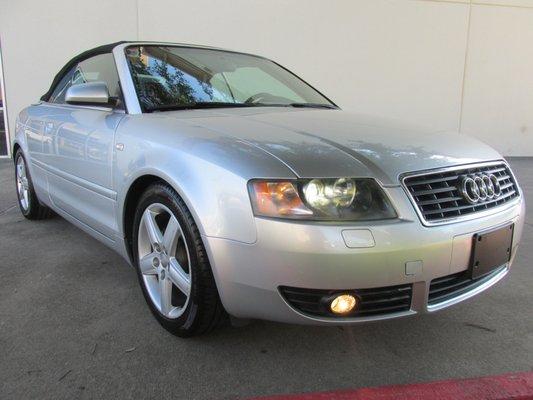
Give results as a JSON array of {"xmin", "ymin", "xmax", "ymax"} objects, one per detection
[
  {"xmin": 145, "ymin": 102, "xmax": 261, "ymax": 113},
  {"xmin": 287, "ymin": 103, "xmax": 337, "ymax": 109},
  {"xmin": 145, "ymin": 102, "xmax": 338, "ymax": 112}
]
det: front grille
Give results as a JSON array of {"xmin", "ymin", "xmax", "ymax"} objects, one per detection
[
  {"xmin": 279, "ymin": 284, "xmax": 412, "ymax": 318},
  {"xmin": 403, "ymin": 162, "xmax": 519, "ymax": 224},
  {"xmin": 428, "ymin": 265, "xmax": 506, "ymax": 306}
]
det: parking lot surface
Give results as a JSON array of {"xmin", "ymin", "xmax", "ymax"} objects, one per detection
[{"xmin": 0, "ymin": 158, "xmax": 532, "ymax": 400}]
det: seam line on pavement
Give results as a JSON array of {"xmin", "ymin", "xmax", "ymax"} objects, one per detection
[{"xmin": 0, "ymin": 204, "xmax": 17, "ymax": 215}]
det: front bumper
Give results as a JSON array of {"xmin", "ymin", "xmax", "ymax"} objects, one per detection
[{"xmin": 203, "ymin": 187, "xmax": 525, "ymax": 324}]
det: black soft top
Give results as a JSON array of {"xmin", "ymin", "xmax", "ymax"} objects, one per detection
[{"xmin": 40, "ymin": 41, "xmax": 128, "ymax": 102}]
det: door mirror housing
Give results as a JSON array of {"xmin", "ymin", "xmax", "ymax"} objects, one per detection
[{"xmin": 65, "ymin": 82, "xmax": 111, "ymax": 106}]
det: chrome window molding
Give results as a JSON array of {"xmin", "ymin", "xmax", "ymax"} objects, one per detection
[{"xmin": 400, "ymin": 160, "xmax": 522, "ymax": 227}]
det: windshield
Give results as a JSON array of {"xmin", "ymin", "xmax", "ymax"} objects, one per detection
[{"xmin": 125, "ymin": 45, "xmax": 335, "ymax": 112}]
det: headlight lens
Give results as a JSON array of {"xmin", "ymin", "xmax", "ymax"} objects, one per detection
[
  {"xmin": 304, "ymin": 178, "xmax": 357, "ymax": 208},
  {"xmin": 249, "ymin": 181, "xmax": 313, "ymax": 217},
  {"xmin": 249, "ymin": 178, "xmax": 397, "ymax": 220}
]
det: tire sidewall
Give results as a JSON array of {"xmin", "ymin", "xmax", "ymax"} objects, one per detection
[{"xmin": 132, "ymin": 184, "xmax": 200, "ymax": 334}]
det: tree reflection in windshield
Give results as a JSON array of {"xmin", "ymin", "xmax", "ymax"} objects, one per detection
[{"xmin": 125, "ymin": 45, "xmax": 333, "ymax": 112}]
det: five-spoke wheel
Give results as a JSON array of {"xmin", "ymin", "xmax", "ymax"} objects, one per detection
[
  {"xmin": 14, "ymin": 150, "xmax": 52, "ymax": 220},
  {"xmin": 138, "ymin": 203, "xmax": 192, "ymax": 319},
  {"xmin": 16, "ymin": 156, "xmax": 30, "ymax": 211},
  {"xmin": 133, "ymin": 183, "xmax": 225, "ymax": 336}
]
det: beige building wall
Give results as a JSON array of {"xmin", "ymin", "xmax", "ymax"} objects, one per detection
[{"xmin": 0, "ymin": 0, "xmax": 532, "ymax": 155}]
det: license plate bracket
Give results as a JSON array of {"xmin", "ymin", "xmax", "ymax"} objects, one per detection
[{"xmin": 470, "ymin": 224, "xmax": 514, "ymax": 279}]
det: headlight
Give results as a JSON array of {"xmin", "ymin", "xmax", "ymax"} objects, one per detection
[{"xmin": 248, "ymin": 178, "xmax": 397, "ymax": 220}]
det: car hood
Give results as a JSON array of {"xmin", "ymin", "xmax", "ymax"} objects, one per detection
[{"xmin": 162, "ymin": 107, "xmax": 502, "ymax": 185}]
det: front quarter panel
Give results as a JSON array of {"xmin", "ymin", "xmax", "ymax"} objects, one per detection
[{"xmin": 114, "ymin": 114, "xmax": 295, "ymax": 244}]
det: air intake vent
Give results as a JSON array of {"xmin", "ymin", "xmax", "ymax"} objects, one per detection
[
  {"xmin": 279, "ymin": 284, "xmax": 412, "ymax": 318},
  {"xmin": 402, "ymin": 162, "xmax": 519, "ymax": 224},
  {"xmin": 428, "ymin": 265, "xmax": 506, "ymax": 306}
]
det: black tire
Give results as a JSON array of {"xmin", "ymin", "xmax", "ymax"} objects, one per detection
[
  {"xmin": 14, "ymin": 150, "xmax": 53, "ymax": 220},
  {"xmin": 132, "ymin": 182, "xmax": 226, "ymax": 337}
]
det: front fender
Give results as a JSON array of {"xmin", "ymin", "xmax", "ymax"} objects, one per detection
[{"xmin": 114, "ymin": 115, "xmax": 295, "ymax": 244}]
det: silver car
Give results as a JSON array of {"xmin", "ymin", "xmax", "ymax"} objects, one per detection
[{"xmin": 13, "ymin": 41, "xmax": 525, "ymax": 336}]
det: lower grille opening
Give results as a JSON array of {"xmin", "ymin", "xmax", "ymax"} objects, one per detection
[
  {"xmin": 428, "ymin": 265, "xmax": 507, "ymax": 306},
  {"xmin": 279, "ymin": 284, "xmax": 412, "ymax": 318}
]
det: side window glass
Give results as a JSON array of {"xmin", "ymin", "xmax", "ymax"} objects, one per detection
[
  {"xmin": 71, "ymin": 68, "xmax": 85, "ymax": 85},
  {"xmin": 50, "ymin": 53, "xmax": 123, "ymax": 108},
  {"xmin": 75, "ymin": 54, "xmax": 121, "ymax": 101},
  {"xmin": 49, "ymin": 67, "xmax": 75, "ymax": 104}
]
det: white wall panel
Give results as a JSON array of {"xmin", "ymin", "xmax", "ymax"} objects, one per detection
[
  {"xmin": 0, "ymin": 0, "xmax": 531, "ymax": 155},
  {"xmin": 139, "ymin": 0, "xmax": 469, "ymax": 131},
  {"xmin": 0, "ymin": 0, "xmax": 137, "ymax": 139},
  {"xmin": 460, "ymin": 4, "xmax": 533, "ymax": 156},
  {"xmin": 473, "ymin": 0, "xmax": 533, "ymax": 8}
]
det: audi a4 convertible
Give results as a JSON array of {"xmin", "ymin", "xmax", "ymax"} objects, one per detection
[{"xmin": 13, "ymin": 41, "xmax": 524, "ymax": 336}]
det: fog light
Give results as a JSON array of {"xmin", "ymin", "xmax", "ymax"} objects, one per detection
[{"xmin": 330, "ymin": 294, "xmax": 357, "ymax": 314}]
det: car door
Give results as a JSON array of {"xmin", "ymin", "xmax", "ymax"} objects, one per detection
[{"xmin": 38, "ymin": 53, "xmax": 125, "ymax": 240}]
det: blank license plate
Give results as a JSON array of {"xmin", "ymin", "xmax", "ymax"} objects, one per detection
[{"xmin": 470, "ymin": 224, "xmax": 514, "ymax": 279}]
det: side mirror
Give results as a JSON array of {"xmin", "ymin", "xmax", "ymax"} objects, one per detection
[{"xmin": 65, "ymin": 81, "xmax": 110, "ymax": 106}]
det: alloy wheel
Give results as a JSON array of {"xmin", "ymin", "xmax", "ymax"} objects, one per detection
[
  {"xmin": 16, "ymin": 156, "xmax": 30, "ymax": 211},
  {"xmin": 137, "ymin": 203, "xmax": 192, "ymax": 319}
]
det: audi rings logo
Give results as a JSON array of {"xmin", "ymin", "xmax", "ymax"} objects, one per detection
[{"xmin": 459, "ymin": 174, "xmax": 502, "ymax": 204}]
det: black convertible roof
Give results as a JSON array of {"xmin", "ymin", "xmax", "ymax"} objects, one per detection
[{"xmin": 40, "ymin": 41, "xmax": 128, "ymax": 102}]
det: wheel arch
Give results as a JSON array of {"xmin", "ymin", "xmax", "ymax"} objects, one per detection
[
  {"xmin": 12, "ymin": 142, "xmax": 21, "ymax": 161},
  {"xmin": 121, "ymin": 172, "xmax": 206, "ymax": 264}
]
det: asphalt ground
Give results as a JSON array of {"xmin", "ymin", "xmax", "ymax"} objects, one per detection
[{"xmin": 0, "ymin": 157, "xmax": 531, "ymax": 400}]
